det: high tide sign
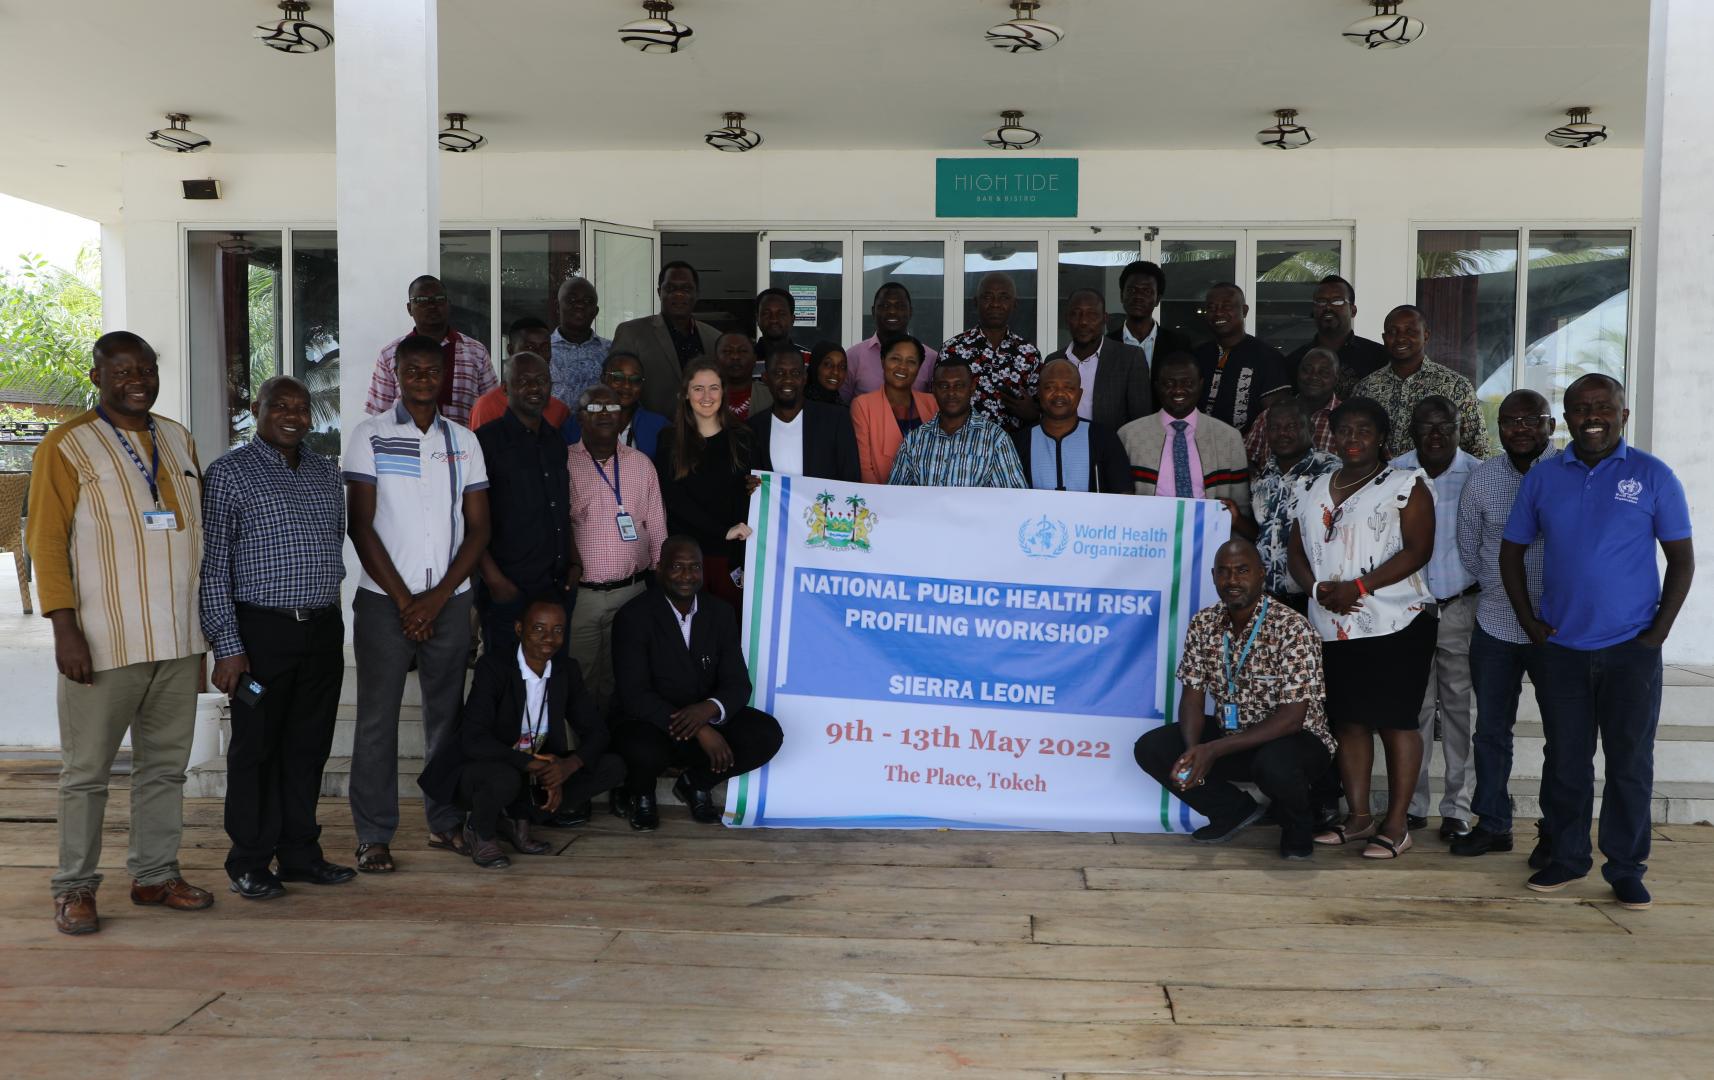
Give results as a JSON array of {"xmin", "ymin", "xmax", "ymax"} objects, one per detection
[{"xmin": 935, "ymin": 157, "xmax": 1078, "ymax": 218}]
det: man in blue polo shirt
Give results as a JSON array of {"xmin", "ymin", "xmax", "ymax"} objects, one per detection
[{"xmin": 1500, "ymin": 374, "xmax": 1694, "ymax": 910}]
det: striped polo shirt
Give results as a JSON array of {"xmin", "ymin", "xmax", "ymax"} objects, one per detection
[{"xmin": 343, "ymin": 403, "xmax": 489, "ymax": 596}]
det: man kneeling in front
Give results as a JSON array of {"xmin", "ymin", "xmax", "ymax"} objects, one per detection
[
  {"xmin": 611, "ymin": 535, "xmax": 784, "ymax": 830},
  {"xmin": 417, "ymin": 597, "xmax": 625, "ymax": 869},
  {"xmin": 1134, "ymin": 538, "xmax": 1336, "ymax": 859}
]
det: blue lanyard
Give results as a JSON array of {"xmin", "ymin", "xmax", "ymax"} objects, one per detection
[
  {"xmin": 96, "ymin": 406, "xmax": 162, "ymax": 507},
  {"xmin": 591, "ymin": 453, "xmax": 624, "ymax": 510},
  {"xmin": 1221, "ymin": 596, "xmax": 1270, "ymax": 698}
]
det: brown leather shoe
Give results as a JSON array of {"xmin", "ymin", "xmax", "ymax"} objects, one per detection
[
  {"xmin": 497, "ymin": 816, "xmax": 552, "ymax": 855},
  {"xmin": 129, "ymin": 877, "xmax": 214, "ymax": 911},
  {"xmin": 54, "ymin": 888, "xmax": 99, "ymax": 935}
]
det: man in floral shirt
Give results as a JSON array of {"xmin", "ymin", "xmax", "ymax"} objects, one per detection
[
  {"xmin": 939, "ymin": 272, "xmax": 1042, "ymax": 433},
  {"xmin": 1133, "ymin": 538, "xmax": 1335, "ymax": 859},
  {"xmin": 1247, "ymin": 396, "xmax": 1339, "ymax": 614}
]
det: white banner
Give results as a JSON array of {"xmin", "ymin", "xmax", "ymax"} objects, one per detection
[{"xmin": 724, "ymin": 474, "xmax": 1230, "ymax": 832}]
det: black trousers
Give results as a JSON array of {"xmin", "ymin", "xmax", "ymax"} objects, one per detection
[
  {"xmin": 1133, "ymin": 718, "xmax": 1331, "ymax": 830},
  {"xmin": 612, "ymin": 708, "xmax": 784, "ymax": 798},
  {"xmin": 457, "ymin": 753, "xmax": 627, "ymax": 839},
  {"xmin": 224, "ymin": 605, "xmax": 344, "ymax": 878}
]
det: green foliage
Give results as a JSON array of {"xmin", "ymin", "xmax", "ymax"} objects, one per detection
[{"xmin": 0, "ymin": 245, "xmax": 102, "ymax": 409}]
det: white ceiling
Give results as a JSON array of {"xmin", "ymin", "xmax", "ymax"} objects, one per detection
[{"xmin": 0, "ymin": 0, "xmax": 1649, "ymax": 218}]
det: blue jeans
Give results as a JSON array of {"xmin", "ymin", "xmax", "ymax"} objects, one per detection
[
  {"xmin": 1467, "ymin": 624, "xmax": 1545, "ymax": 834},
  {"xmin": 1535, "ymin": 637, "xmax": 1663, "ymax": 883}
]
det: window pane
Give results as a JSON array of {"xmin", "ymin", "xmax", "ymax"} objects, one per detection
[
  {"xmin": 499, "ymin": 229, "xmax": 580, "ymax": 349},
  {"xmin": 769, "ymin": 239, "xmax": 844, "ymax": 348},
  {"xmin": 186, "ymin": 230, "xmax": 283, "ymax": 457},
  {"xmin": 1521, "ymin": 229, "xmax": 1631, "ymax": 434},
  {"xmin": 861, "ymin": 240, "xmax": 944, "ymax": 344},
  {"xmin": 1159, "ymin": 240, "xmax": 1237, "ymax": 350},
  {"xmin": 439, "ymin": 230, "xmax": 491, "ymax": 354},
  {"xmin": 1055, "ymin": 239, "xmax": 1138, "ymax": 341},
  {"xmin": 291, "ymin": 230, "xmax": 341, "ymax": 460},
  {"xmin": 1416, "ymin": 230, "xmax": 1519, "ymax": 436},
  {"xmin": 590, "ymin": 228, "xmax": 654, "ymax": 340},
  {"xmin": 962, "ymin": 240, "xmax": 1038, "ymax": 344},
  {"xmin": 663, "ymin": 231, "xmax": 757, "ymax": 339},
  {"xmin": 1255, "ymin": 239, "xmax": 1341, "ymax": 356}
]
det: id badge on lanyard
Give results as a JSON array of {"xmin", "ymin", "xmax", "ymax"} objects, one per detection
[
  {"xmin": 1220, "ymin": 596, "xmax": 1270, "ymax": 734},
  {"xmin": 594, "ymin": 455, "xmax": 640, "ymax": 543},
  {"xmin": 616, "ymin": 511, "xmax": 639, "ymax": 542},
  {"xmin": 100, "ymin": 407, "xmax": 177, "ymax": 530}
]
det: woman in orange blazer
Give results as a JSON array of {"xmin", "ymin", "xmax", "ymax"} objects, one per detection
[{"xmin": 850, "ymin": 336, "xmax": 937, "ymax": 484}]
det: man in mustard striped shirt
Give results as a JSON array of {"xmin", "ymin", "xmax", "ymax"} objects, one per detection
[{"xmin": 26, "ymin": 331, "xmax": 215, "ymax": 935}]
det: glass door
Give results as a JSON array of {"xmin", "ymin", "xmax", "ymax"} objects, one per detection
[
  {"xmin": 1251, "ymin": 230, "xmax": 1347, "ymax": 356},
  {"xmin": 1155, "ymin": 231, "xmax": 1245, "ymax": 349},
  {"xmin": 855, "ymin": 232, "xmax": 951, "ymax": 346},
  {"xmin": 759, "ymin": 231, "xmax": 851, "ymax": 348},
  {"xmin": 581, "ymin": 220, "xmax": 660, "ymax": 340},
  {"xmin": 1048, "ymin": 231, "xmax": 1145, "ymax": 345},
  {"xmin": 952, "ymin": 234, "xmax": 1043, "ymax": 348}
]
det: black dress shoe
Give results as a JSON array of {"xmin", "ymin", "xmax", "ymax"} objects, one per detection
[
  {"xmin": 276, "ymin": 860, "xmax": 357, "ymax": 885},
  {"xmin": 1449, "ymin": 827, "xmax": 1513, "ymax": 857},
  {"xmin": 229, "ymin": 871, "xmax": 287, "ymax": 900},
  {"xmin": 672, "ymin": 774, "xmax": 721, "ymax": 824},
  {"xmin": 608, "ymin": 792, "xmax": 632, "ymax": 818},
  {"xmin": 1279, "ymin": 827, "xmax": 1315, "ymax": 861},
  {"xmin": 1438, "ymin": 817, "xmax": 1472, "ymax": 841},
  {"xmin": 546, "ymin": 801, "xmax": 593, "ymax": 828},
  {"xmin": 629, "ymin": 793, "xmax": 659, "ymax": 831},
  {"xmin": 1407, "ymin": 814, "xmax": 1429, "ymax": 831}
]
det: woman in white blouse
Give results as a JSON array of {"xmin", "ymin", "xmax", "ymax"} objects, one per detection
[{"xmin": 1288, "ymin": 397, "xmax": 1437, "ymax": 859}]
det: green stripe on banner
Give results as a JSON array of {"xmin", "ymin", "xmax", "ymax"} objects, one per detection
[
  {"xmin": 733, "ymin": 476, "xmax": 773, "ymax": 826},
  {"xmin": 1159, "ymin": 500, "xmax": 1187, "ymax": 832}
]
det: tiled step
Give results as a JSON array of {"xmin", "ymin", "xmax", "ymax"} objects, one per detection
[
  {"xmin": 1366, "ymin": 777, "xmax": 1714, "ymax": 827},
  {"xmin": 1514, "ymin": 682, "xmax": 1714, "ymax": 727}
]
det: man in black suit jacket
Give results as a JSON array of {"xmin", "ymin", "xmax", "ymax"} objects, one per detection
[
  {"xmin": 610, "ymin": 536, "xmax": 784, "ymax": 830},
  {"xmin": 1110, "ymin": 259, "xmax": 1192, "ymax": 361},
  {"xmin": 418, "ymin": 598, "xmax": 626, "ymax": 868},
  {"xmin": 1048, "ymin": 288, "xmax": 1153, "ymax": 431},
  {"xmin": 746, "ymin": 341, "xmax": 861, "ymax": 482}
]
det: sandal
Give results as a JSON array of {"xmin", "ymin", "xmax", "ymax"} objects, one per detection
[
  {"xmin": 1363, "ymin": 831, "xmax": 1414, "ymax": 860},
  {"xmin": 426, "ymin": 829, "xmax": 471, "ymax": 856},
  {"xmin": 354, "ymin": 842, "xmax": 395, "ymax": 873},
  {"xmin": 1313, "ymin": 814, "xmax": 1377, "ymax": 846}
]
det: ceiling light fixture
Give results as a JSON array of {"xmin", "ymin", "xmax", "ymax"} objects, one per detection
[
  {"xmin": 705, "ymin": 112, "xmax": 762, "ymax": 152},
  {"xmin": 146, "ymin": 114, "xmax": 211, "ymax": 153},
  {"xmin": 438, "ymin": 113, "xmax": 487, "ymax": 153},
  {"xmin": 619, "ymin": 1, "xmax": 694, "ymax": 53},
  {"xmin": 1544, "ymin": 107, "xmax": 1608, "ymax": 149},
  {"xmin": 986, "ymin": 1, "xmax": 1064, "ymax": 52},
  {"xmin": 1342, "ymin": 1, "xmax": 1423, "ymax": 49},
  {"xmin": 1255, "ymin": 109, "xmax": 1316, "ymax": 150},
  {"xmin": 254, "ymin": 1, "xmax": 333, "ymax": 54},
  {"xmin": 984, "ymin": 110, "xmax": 1041, "ymax": 150}
]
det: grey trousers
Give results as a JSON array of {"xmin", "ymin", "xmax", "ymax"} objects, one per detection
[
  {"xmin": 567, "ymin": 580, "xmax": 645, "ymax": 718},
  {"xmin": 1412, "ymin": 593, "xmax": 1477, "ymax": 820},
  {"xmin": 53, "ymin": 654, "xmax": 201, "ymax": 896},
  {"xmin": 350, "ymin": 587, "xmax": 473, "ymax": 844}
]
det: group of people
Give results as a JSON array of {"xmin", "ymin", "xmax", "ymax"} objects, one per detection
[{"xmin": 26, "ymin": 254, "xmax": 1690, "ymax": 937}]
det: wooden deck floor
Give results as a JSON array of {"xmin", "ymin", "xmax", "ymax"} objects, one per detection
[{"xmin": 0, "ymin": 761, "xmax": 1710, "ymax": 1079}]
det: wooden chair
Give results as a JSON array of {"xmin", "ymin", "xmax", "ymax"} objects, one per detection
[{"xmin": 0, "ymin": 473, "xmax": 32, "ymax": 614}]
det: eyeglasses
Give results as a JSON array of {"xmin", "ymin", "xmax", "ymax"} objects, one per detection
[
  {"xmin": 1323, "ymin": 504, "xmax": 1345, "ymax": 544},
  {"xmin": 1311, "ymin": 299, "xmax": 1352, "ymax": 309},
  {"xmin": 1497, "ymin": 414, "xmax": 1552, "ymax": 431},
  {"xmin": 583, "ymin": 402, "xmax": 623, "ymax": 414},
  {"xmin": 603, "ymin": 372, "xmax": 646, "ymax": 386},
  {"xmin": 408, "ymin": 294, "xmax": 448, "ymax": 306}
]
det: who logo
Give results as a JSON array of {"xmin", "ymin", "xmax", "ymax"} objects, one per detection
[{"xmin": 1018, "ymin": 515, "xmax": 1069, "ymax": 558}]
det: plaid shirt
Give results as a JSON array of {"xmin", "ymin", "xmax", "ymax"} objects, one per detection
[
  {"xmin": 1457, "ymin": 452, "xmax": 1551, "ymax": 644},
  {"xmin": 364, "ymin": 328, "xmax": 496, "ymax": 427},
  {"xmin": 1244, "ymin": 395, "xmax": 1340, "ymax": 470},
  {"xmin": 888, "ymin": 413, "xmax": 1027, "ymax": 489},
  {"xmin": 199, "ymin": 439, "xmax": 346, "ymax": 659},
  {"xmin": 567, "ymin": 440, "xmax": 666, "ymax": 584},
  {"xmin": 550, "ymin": 330, "xmax": 612, "ymax": 410},
  {"xmin": 1353, "ymin": 357, "xmax": 1491, "ymax": 459},
  {"xmin": 939, "ymin": 327, "xmax": 1042, "ymax": 432}
]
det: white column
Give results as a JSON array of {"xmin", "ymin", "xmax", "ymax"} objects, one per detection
[
  {"xmin": 333, "ymin": 0, "xmax": 440, "ymax": 443},
  {"xmin": 98, "ymin": 222, "xmax": 127, "ymax": 333},
  {"xmin": 1639, "ymin": 0, "xmax": 1714, "ymax": 664}
]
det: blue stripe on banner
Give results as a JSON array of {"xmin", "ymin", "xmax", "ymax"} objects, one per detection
[
  {"xmin": 1179, "ymin": 500, "xmax": 1210, "ymax": 834},
  {"xmin": 756, "ymin": 475, "xmax": 792, "ymax": 825}
]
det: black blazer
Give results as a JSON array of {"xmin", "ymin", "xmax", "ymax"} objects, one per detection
[
  {"xmin": 417, "ymin": 648, "xmax": 610, "ymax": 805},
  {"xmin": 1109, "ymin": 323, "xmax": 1192, "ymax": 360},
  {"xmin": 746, "ymin": 401, "xmax": 861, "ymax": 482},
  {"xmin": 612, "ymin": 587, "xmax": 752, "ymax": 732},
  {"xmin": 1010, "ymin": 420, "xmax": 1134, "ymax": 494},
  {"xmin": 1052, "ymin": 339, "xmax": 1153, "ymax": 431}
]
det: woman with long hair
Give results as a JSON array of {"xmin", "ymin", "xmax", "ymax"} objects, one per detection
[
  {"xmin": 1287, "ymin": 396, "xmax": 1437, "ymax": 860},
  {"xmin": 654, "ymin": 357, "xmax": 754, "ymax": 609},
  {"xmin": 805, "ymin": 341, "xmax": 848, "ymax": 407},
  {"xmin": 849, "ymin": 335, "xmax": 937, "ymax": 484}
]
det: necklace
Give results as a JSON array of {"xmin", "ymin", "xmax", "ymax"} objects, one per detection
[{"xmin": 1331, "ymin": 462, "xmax": 1381, "ymax": 492}]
